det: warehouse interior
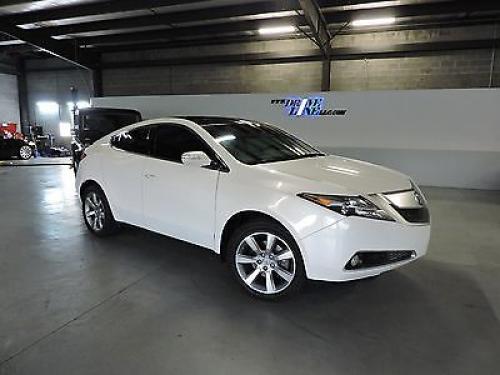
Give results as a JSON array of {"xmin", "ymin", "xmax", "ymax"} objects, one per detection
[{"xmin": 0, "ymin": 1, "xmax": 499, "ymax": 374}]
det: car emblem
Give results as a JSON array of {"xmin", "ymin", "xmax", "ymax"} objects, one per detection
[{"xmin": 413, "ymin": 191, "xmax": 424, "ymax": 206}]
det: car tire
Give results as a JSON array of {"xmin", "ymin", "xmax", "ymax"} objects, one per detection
[
  {"xmin": 227, "ymin": 219, "xmax": 306, "ymax": 300},
  {"xmin": 81, "ymin": 185, "xmax": 119, "ymax": 237},
  {"xmin": 19, "ymin": 145, "xmax": 33, "ymax": 160}
]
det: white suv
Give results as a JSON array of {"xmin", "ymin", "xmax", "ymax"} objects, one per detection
[{"xmin": 76, "ymin": 117, "xmax": 430, "ymax": 299}]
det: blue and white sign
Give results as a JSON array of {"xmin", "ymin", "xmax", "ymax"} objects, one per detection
[{"xmin": 271, "ymin": 96, "xmax": 347, "ymax": 117}]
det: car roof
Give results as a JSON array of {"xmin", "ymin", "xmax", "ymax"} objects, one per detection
[
  {"xmin": 79, "ymin": 107, "xmax": 141, "ymax": 115},
  {"xmin": 179, "ymin": 116, "xmax": 254, "ymax": 127}
]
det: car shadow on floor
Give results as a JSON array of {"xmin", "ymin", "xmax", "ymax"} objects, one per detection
[{"xmin": 84, "ymin": 223, "xmax": 500, "ymax": 375}]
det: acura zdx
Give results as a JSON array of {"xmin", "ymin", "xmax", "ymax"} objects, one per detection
[{"xmin": 76, "ymin": 117, "xmax": 431, "ymax": 299}]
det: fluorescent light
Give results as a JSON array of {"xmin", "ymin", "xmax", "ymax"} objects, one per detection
[
  {"xmin": 258, "ymin": 25, "xmax": 296, "ymax": 35},
  {"xmin": 343, "ymin": 1, "xmax": 400, "ymax": 11},
  {"xmin": 59, "ymin": 122, "xmax": 71, "ymax": 137},
  {"xmin": 351, "ymin": 17, "xmax": 396, "ymax": 27},
  {"xmin": 0, "ymin": 40, "xmax": 25, "ymax": 46},
  {"xmin": 36, "ymin": 101, "xmax": 59, "ymax": 115}
]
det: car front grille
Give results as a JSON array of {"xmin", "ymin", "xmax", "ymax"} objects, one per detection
[{"xmin": 382, "ymin": 189, "xmax": 430, "ymax": 224}]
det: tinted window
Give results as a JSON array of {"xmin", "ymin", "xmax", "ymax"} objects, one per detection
[
  {"xmin": 152, "ymin": 124, "xmax": 213, "ymax": 163},
  {"xmin": 203, "ymin": 120, "xmax": 323, "ymax": 165},
  {"xmin": 111, "ymin": 126, "xmax": 151, "ymax": 155},
  {"xmin": 81, "ymin": 112, "xmax": 141, "ymax": 144}
]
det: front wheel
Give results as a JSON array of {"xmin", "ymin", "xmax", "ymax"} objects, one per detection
[
  {"xmin": 82, "ymin": 186, "xmax": 119, "ymax": 236},
  {"xmin": 19, "ymin": 145, "xmax": 33, "ymax": 160},
  {"xmin": 228, "ymin": 220, "xmax": 306, "ymax": 299}
]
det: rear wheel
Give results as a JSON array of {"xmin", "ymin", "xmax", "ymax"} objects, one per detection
[
  {"xmin": 228, "ymin": 220, "xmax": 306, "ymax": 299},
  {"xmin": 82, "ymin": 185, "xmax": 119, "ymax": 236},
  {"xmin": 19, "ymin": 145, "xmax": 32, "ymax": 160}
]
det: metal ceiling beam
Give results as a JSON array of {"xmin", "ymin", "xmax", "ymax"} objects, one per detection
[
  {"xmin": 0, "ymin": 0, "xmax": 225, "ymax": 26},
  {"xmin": 69, "ymin": 1, "xmax": 500, "ymax": 48},
  {"xmin": 34, "ymin": 0, "xmax": 298, "ymax": 38},
  {"xmin": 77, "ymin": 16, "xmax": 306, "ymax": 46},
  {"xmin": 299, "ymin": 0, "xmax": 331, "ymax": 52},
  {"xmin": 85, "ymin": 16, "xmax": 500, "ymax": 53},
  {"xmin": 0, "ymin": 0, "xmax": 386, "ymax": 27},
  {"xmin": 26, "ymin": 37, "xmax": 500, "ymax": 72},
  {"xmin": 0, "ymin": 24, "xmax": 95, "ymax": 69},
  {"xmin": 31, "ymin": 0, "xmax": 499, "ymax": 39},
  {"xmin": 100, "ymin": 50, "xmax": 325, "ymax": 68},
  {"xmin": 298, "ymin": 0, "xmax": 332, "ymax": 90},
  {"xmin": 90, "ymin": 34, "xmax": 303, "ymax": 53}
]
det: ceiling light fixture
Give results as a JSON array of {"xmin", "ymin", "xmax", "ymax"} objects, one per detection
[
  {"xmin": 344, "ymin": 1, "xmax": 400, "ymax": 11},
  {"xmin": 351, "ymin": 17, "xmax": 396, "ymax": 27},
  {"xmin": 0, "ymin": 40, "xmax": 25, "ymax": 46},
  {"xmin": 258, "ymin": 25, "xmax": 296, "ymax": 35}
]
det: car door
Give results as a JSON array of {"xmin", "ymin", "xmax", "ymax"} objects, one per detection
[
  {"xmin": 1, "ymin": 139, "xmax": 13, "ymax": 158},
  {"xmin": 102, "ymin": 125, "xmax": 153, "ymax": 226},
  {"xmin": 143, "ymin": 123, "xmax": 220, "ymax": 249},
  {"xmin": 8, "ymin": 140, "xmax": 23, "ymax": 158}
]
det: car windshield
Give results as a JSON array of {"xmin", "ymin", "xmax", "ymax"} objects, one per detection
[{"xmin": 202, "ymin": 119, "xmax": 324, "ymax": 165}]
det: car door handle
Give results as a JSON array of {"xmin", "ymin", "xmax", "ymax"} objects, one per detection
[{"xmin": 144, "ymin": 173, "xmax": 156, "ymax": 179}]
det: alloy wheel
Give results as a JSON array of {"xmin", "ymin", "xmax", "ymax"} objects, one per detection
[
  {"xmin": 19, "ymin": 146, "xmax": 32, "ymax": 160},
  {"xmin": 84, "ymin": 192, "xmax": 106, "ymax": 232},
  {"xmin": 235, "ymin": 232, "xmax": 296, "ymax": 295}
]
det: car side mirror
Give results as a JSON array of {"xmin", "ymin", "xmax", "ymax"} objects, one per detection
[{"xmin": 181, "ymin": 151, "xmax": 212, "ymax": 168}]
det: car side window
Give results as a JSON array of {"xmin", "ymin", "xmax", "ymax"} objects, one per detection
[
  {"xmin": 152, "ymin": 123, "xmax": 214, "ymax": 163},
  {"xmin": 111, "ymin": 126, "xmax": 151, "ymax": 155}
]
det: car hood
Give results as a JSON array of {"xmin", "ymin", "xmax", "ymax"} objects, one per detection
[{"xmin": 257, "ymin": 155, "xmax": 412, "ymax": 195}]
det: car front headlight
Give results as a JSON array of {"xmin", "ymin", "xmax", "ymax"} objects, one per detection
[{"xmin": 298, "ymin": 193, "xmax": 395, "ymax": 222}]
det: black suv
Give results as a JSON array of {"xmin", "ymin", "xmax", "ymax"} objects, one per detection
[
  {"xmin": 72, "ymin": 107, "xmax": 142, "ymax": 171},
  {"xmin": 0, "ymin": 138, "xmax": 34, "ymax": 160}
]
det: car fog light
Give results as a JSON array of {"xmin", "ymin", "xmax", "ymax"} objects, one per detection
[
  {"xmin": 345, "ymin": 251, "xmax": 416, "ymax": 270},
  {"xmin": 350, "ymin": 255, "xmax": 362, "ymax": 268}
]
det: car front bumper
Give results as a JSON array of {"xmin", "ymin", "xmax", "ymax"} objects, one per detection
[{"xmin": 299, "ymin": 216, "xmax": 430, "ymax": 282}]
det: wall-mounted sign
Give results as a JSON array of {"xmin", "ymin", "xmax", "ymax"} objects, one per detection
[{"xmin": 271, "ymin": 96, "xmax": 347, "ymax": 117}]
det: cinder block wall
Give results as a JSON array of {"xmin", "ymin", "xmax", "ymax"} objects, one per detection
[
  {"xmin": 101, "ymin": 24, "xmax": 500, "ymax": 95},
  {"xmin": 103, "ymin": 62, "xmax": 323, "ymax": 95},
  {"xmin": 332, "ymin": 51, "xmax": 497, "ymax": 90}
]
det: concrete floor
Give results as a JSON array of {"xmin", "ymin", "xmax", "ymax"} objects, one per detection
[
  {"xmin": 0, "ymin": 165, "xmax": 499, "ymax": 375},
  {"xmin": 0, "ymin": 156, "xmax": 72, "ymax": 167}
]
